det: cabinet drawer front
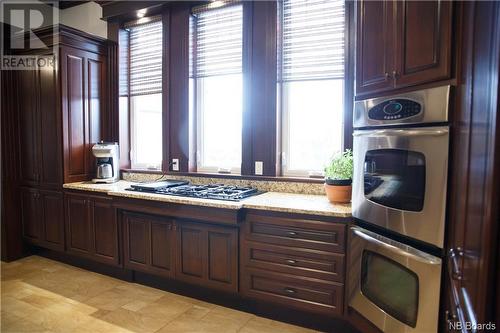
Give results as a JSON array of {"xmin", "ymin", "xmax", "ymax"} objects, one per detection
[
  {"xmin": 244, "ymin": 214, "xmax": 346, "ymax": 253},
  {"xmin": 242, "ymin": 241, "xmax": 344, "ymax": 282},
  {"xmin": 242, "ymin": 269, "xmax": 343, "ymax": 316}
]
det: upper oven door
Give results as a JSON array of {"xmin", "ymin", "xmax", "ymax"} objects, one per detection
[
  {"xmin": 347, "ymin": 227, "xmax": 442, "ymax": 333},
  {"xmin": 353, "ymin": 85, "xmax": 450, "ymax": 128},
  {"xmin": 352, "ymin": 126, "xmax": 449, "ymax": 248}
]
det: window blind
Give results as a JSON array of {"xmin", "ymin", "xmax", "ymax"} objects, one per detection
[
  {"xmin": 119, "ymin": 29, "xmax": 129, "ymax": 97},
  {"xmin": 126, "ymin": 17, "xmax": 163, "ymax": 96},
  {"xmin": 279, "ymin": 0, "xmax": 345, "ymax": 81},
  {"xmin": 192, "ymin": 3, "xmax": 243, "ymax": 78}
]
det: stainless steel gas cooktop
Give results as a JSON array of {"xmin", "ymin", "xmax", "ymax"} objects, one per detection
[{"xmin": 127, "ymin": 181, "xmax": 260, "ymax": 202}]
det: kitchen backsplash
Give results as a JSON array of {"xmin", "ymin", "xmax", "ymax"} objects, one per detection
[{"xmin": 122, "ymin": 172, "xmax": 326, "ymax": 195}]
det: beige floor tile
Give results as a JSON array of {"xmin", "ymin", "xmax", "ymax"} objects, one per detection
[
  {"xmin": 1, "ymin": 257, "xmax": 320, "ymax": 333},
  {"xmin": 99, "ymin": 307, "xmax": 174, "ymax": 333}
]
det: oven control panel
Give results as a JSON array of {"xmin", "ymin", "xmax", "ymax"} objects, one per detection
[{"xmin": 368, "ymin": 99, "xmax": 422, "ymax": 121}]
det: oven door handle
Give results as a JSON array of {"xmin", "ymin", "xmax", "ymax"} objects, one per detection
[
  {"xmin": 353, "ymin": 127, "xmax": 448, "ymax": 137},
  {"xmin": 352, "ymin": 227, "xmax": 442, "ymax": 265}
]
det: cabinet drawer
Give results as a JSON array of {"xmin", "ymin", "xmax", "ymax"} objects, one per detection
[
  {"xmin": 242, "ymin": 241, "xmax": 344, "ymax": 283},
  {"xmin": 244, "ymin": 214, "xmax": 346, "ymax": 253},
  {"xmin": 241, "ymin": 268, "xmax": 343, "ymax": 316}
]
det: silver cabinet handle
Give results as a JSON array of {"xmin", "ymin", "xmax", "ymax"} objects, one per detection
[
  {"xmin": 448, "ymin": 248, "xmax": 463, "ymax": 280},
  {"xmin": 285, "ymin": 259, "xmax": 297, "ymax": 265},
  {"xmin": 353, "ymin": 127, "xmax": 448, "ymax": 137},
  {"xmin": 286, "ymin": 231, "xmax": 298, "ymax": 237},
  {"xmin": 283, "ymin": 287, "xmax": 296, "ymax": 294},
  {"xmin": 352, "ymin": 227, "xmax": 441, "ymax": 265}
]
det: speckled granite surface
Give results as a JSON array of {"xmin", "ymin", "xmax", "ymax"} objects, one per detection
[
  {"xmin": 121, "ymin": 172, "xmax": 326, "ymax": 195},
  {"xmin": 63, "ymin": 180, "xmax": 351, "ymax": 217}
]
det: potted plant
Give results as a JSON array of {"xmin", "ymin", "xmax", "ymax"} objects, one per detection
[{"xmin": 324, "ymin": 149, "xmax": 353, "ymax": 203}]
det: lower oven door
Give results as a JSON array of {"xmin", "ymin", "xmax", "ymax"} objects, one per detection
[
  {"xmin": 352, "ymin": 126, "xmax": 449, "ymax": 248},
  {"xmin": 348, "ymin": 226, "xmax": 442, "ymax": 333}
]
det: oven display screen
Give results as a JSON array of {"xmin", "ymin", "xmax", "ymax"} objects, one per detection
[
  {"xmin": 361, "ymin": 250, "xmax": 419, "ymax": 328},
  {"xmin": 368, "ymin": 99, "xmax": 421, "ymax": 121},
  {"xmin": 364, "ymin": 149, "xmax": 426, "ymax": 211}
]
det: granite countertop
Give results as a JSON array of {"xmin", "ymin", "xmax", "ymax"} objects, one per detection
[{"xmin": 63, "ymin": 181, "xmax": 351, "ymax": 217}]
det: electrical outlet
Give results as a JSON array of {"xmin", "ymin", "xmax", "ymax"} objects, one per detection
[
  {"xmin": 255, "ymin": 161, "xmax": 263, "ymax": 175},
  {"xmin": 172, "ymin": 158, "xmax": 179, "ymax": 171}
]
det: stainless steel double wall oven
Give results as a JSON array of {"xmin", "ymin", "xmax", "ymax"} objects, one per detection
[{"xmin": 348, "ymin": 86, "xmax": 450, "ymax": 333}]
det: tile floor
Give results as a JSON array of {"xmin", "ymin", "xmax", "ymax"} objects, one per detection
[{"xmin": 1, "ymin": 256, "xmax": 318, "ymax": 333}]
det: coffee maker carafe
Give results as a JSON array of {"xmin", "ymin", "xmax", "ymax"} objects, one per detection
[{"xmin": 92, "ymin": 142, "xmax": 120, "ymax": 183}]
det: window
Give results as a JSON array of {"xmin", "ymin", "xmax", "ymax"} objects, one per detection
[
  {"xmin": 278, "ymin": 0, "xmax": 345, "ymax": 177},
  {"xmin": 190, "ymin": 3, "xmax": 243, "ymax": 174},
  {"xmin": 124, "ymin": 17, "xmax": 163, "ymax": 169}
]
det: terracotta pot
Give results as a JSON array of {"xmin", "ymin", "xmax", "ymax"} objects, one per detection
[{"xmin": 324, "ymin": 183, "xmax": 352, "ymax": 203}]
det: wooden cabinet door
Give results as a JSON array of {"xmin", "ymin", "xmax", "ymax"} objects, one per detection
[
  {"xmin": 20, "ymin": 187, "xmax": 41, "ymax": 243},
  {"xmin": 91, "ymin": 197, "xmax": 119, "ymax": 266},
  {"xmin": 176, "ymin": 221, "xmax": 238, "ymax": 292},
  {"xmin": 394, "ymin": 0, "xmax": 452, "ymax": 88},
  {"xmin": 61, "ymin": 47, "xmax": 105, "ymax": 183},
  {"xmin": 355, "ymin": 0, "xmax": 395, "ymax": 96},
  {"xmin": 39, "ymin": 190, "xmax": 64, "ymax": 250},
  {"xmin": 122, "ymin": 212, "xmax": 175, "ymax": 278},
  {"xmin": 17, "ymin": 70, "xmax": 40, "ymax": 185},
  {"xmin": 65, "ymin": 193, "xmax": 91, "ymax": 255},
  {"xmin": 38, "ymin": 62, "xmax": 63, "ymax": 188}
]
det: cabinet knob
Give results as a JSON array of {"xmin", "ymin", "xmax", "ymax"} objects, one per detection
[
  {"xmin": 168, "ymin": 224, "xmax": 172, "ymax": 230},
  {"xmin": 285, "ymin": 259, "xmax": 297, "ymax": 265},
  {"xmin": 392, "ymin": 70, "xmax": 399, "ymax": 79},
  {"xmin": 283, "ymin": 287, "xmax": 296, "ymax": 294},
  {"xmin": 384, "ymin": 72, "xmax": 390, "ymax": 80}
]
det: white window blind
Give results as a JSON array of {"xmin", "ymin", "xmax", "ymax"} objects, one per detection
[
  {"xmin": 118, "ymin": 29, "xmax": 129, "ymax": 97},
  {"xmin": 280, "ymin": 0, "xmax": 345, "ymax": 81},
  {"xmin": 279, "ymin": 0, "xmax": 345, "ymax": 177},
  {"xmin": 190, "ymin": 2, "xmax": 243, "ymax": 173},
  {"xmin": 192, "ymin": 3, "xmax": 243, "ymax": 78},
  {"xmin": 126, "ymin": 17, "xmax": 163, "ymax": 96}
]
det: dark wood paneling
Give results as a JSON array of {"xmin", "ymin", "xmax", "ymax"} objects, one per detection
[
  {"xmin": 444, "ymin": 0, "xmax": 500, "ymax": 328},
  {"xmin": 175, "ymin": 221, "xmax": 238, "ymax": 292},
  {"xmin": 242, "ymin": 241, "xmax": 345, "ymax": 283},
  {"xmin": 395, "ymin": 0, "xmax": 452, "ymax": 87},
  {"xmin": 17, "ymin": 69, "xmax": 39, "ymax": 185},
  {"xmin": 177, "ymin": 223, "xmax": 205, "ymax": 278},
  {"xmin": 39, "ymin": 190, "xmax": 64, "ymax": 250},
  {"xmin": 63, "ymin": 49, "xmax": 87, "ymax": 180},
  {"xmin": 20, "ymin": 187, "xmax": 41, "ymax": 242},
  {"xmin": 355, "ymin": 0, "xmax": 394, "ymax": 96},
  {"xmin": 166, "ymin": 5, "xmax": 190, "ymax": 172},
  {"xmin": 92, "ymin": 198, "xmax": 118, "ymax": 264},
  {"xmin": 242, "ymin": 1, "xmax": 278, "ymax": 176},
  {"xmin": 244, "ymin": 213, "xmax": 346, "ymax": 253},
  {"xmin": 65, "ymin": 194, "xmax": 91, "ymax": 254},
  {"xmin": 242, "ymin": 268, "xmax": 343, "ymax": 317},
  {"xmin": 122, "ymin": 212, "xmax": 175, "ymax": 278},
  {"xmin": 151, "ymin": 221, "xmax": 174, "ymax": 271}
]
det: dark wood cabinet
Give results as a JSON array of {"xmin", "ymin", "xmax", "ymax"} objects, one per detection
[
  {"xmin": 65, "ymin": 192, "xmax": 119, "ymax": 265},
  {"xmin": 355, "ymin": 0, "xmax": 453, "ymax": 97},
  {"xmin": 120, "ymin": 210, "xmax": 238, "ymax": 293},
  {"xmin": 17, "ymin": 63, "xmax": 62, "ymax": 188},
  {"xmin": 20, "ymin": 187, "xmax": 64, "ymax": 251},
  {"xmin": 61, "ymin": 46, "xmax": 106, "ymax": 183},
  {"xmin": 443, "ymin": 1, "xmax": 500, "ymax": 330},
  {"xmin": 176, "ymin": 221, "xmax": 238, "ymax": 292},
  {"xmin": 241, "ymin": 211, "xmax": 347, "ymax": 316},
  {"xmin": 122, "ymin": 212, "xmax": 175, "ymax": 278}
]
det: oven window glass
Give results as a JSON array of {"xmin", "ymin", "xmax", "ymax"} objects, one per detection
[
  {"xmin": 361, "ymin": 250, "xmax": 419, "ymax": 328},
  {"xmin": 364, "ymin": 149, "xmax": 425, "ymax": 211}
]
